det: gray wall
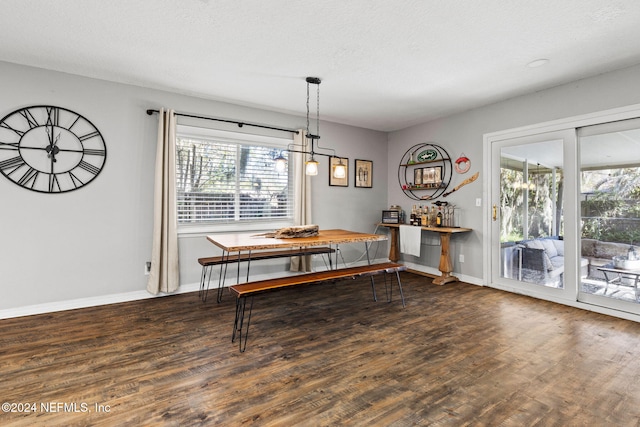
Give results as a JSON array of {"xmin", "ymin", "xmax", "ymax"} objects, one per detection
[
  {"xmin": 387, "ymin": 63, "xmax": 640, "ymax": 282},
  {"xmin": 3, "ymin": 59, "xmax": 640, "ymax": 316},
  {"xmin": 0, "ymin": 61, "xmax": 387, "ymax": 315}
]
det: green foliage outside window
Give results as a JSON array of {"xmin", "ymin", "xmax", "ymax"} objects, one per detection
[
  {"xmin": 501, "ymin": 165, "xmax": 640, "ymax": 245},
  {"xmin": 581, "ymin": 167, "xmax": 640, "ymax": 244}
]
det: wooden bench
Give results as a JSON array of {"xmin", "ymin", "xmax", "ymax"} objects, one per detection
[
  {"xmin": 230, "ymin": 262, "xmax": 407, "ymax": 352},
  {"xmin": 198, "ymin": 247, "xmax": 336, "ymax": 302}
]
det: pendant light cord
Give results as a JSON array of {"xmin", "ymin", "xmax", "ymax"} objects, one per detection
[
  {"xmin": 306, "ymin": 81, "xmax": 310, "ymax": 138},
  {"xmin": 285, "ymin": 76, "xmax": 337, "ymax": 159},
  {"xmin": 315, "ymin": 82, "xmax": 320, "ymax": 139},
  {"xmin": 305, "ymin": 77, "xmax": 321, "ymax": 141}
]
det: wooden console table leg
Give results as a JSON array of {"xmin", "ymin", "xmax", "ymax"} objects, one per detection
[
  {"xmin": 388, "ymin": 226, "xmax": 399, "ymax": 262},
  {"xmin": 432, "ymin": 232, "xmax": 458, "ymax": 285}
]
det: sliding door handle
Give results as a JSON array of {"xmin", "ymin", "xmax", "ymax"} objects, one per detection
[{"xmin": 492, "ymin": 204, "xmax": 497, "ymax": 221}]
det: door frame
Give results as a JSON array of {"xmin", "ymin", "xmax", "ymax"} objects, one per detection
[
  {"xmin": 489, "ymin": 129, "xmax": 578, "ymax": 302},
  {"xmin": 483, "ymin": 102, "xmax": 640, "ymax": 322}
]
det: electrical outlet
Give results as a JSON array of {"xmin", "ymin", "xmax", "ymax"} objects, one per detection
[
  {"xmin": 144, "ymin": 262, "xmax": 151, "ymax": 275},
  {"xmin": 475, "ymin": 198, "xmax": 482, "ymax": 207},
  {"xmin": 459, "ymin": 254, "xmax": 464, "ymax": 263}
]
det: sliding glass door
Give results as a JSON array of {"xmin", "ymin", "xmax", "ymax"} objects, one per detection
[
  {"xmin": 485, "ymin": 108, "xmax": 640, "ymax": 319},
  {"xmin": 578, "ymin": 118, "xmax": 640, "ymax": 315},
  {"xmin": 490, "ymin": 130, "xmax": 579, "ymax": 301}
]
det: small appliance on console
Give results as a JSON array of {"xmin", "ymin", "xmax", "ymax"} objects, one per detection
[{"xmin": 382, "ymin": 205, "xmax": 404, "ymax": 224}]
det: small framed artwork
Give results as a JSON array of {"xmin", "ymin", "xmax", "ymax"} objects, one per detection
[
  {"xmin": 355, "ymin": 159, "xmax": 373, "ymax": 188},
  {"xmin": 423, "ymin": 166, "xmax": 443, "ymax": 187},
  {"xmin": 434, "ymin": 166, "xmax": 443, "ymax": 184},
  {"xmin": 329, "ymin": 157, "xmax": 349, "ymax": 187},
  {"xmin": 413, "ymin": 168, "xmax": 423, "ymax": 186},
  {"xmin": 423, "ymin": 167, "xmax": 435, "ymax": 185}
]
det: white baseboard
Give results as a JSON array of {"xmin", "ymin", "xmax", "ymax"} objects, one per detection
[
  {"xmin": 0, "ymin": 284, "xmax": 190, "ymax": 320},
  {"xmin": 401, "ymin": 261, "xmax": 484, "ymax": 286},
  {"xmin": 0, "ymin": 258, "xmax": 391, "ymax": 320}
]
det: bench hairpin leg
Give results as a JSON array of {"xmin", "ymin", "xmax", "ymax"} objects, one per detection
[
  {"xmin": 203, "ymin": 264, "xmax": 215, "ymax": 302},
  {"xmin": 395, "ymin": 270, "xmax": 406, "ymax": 308},
  {"xmin": 217, "ymin": 251, "xmax": 232, "ymax": 303},
  {"xmin": 370, "ymin": 276, "xmax": 377, "ymax": 302},
  {"xmin": 384, "ymin": 271, "xmax": 393, "ymax": 303},
  {"xmin": 232, "ymin": 297, "xmax": 254, "ymax": 353},
  {"xmin": 199, "ymin": 264, "xmax": 208, "ymax": 301},
  {"xmin": 232, "ymin": 297, "xmax": 243, "ymax": 343}
]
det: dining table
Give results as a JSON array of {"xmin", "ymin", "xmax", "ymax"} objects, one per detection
[
  {"xmin": 206, "ymin": 228, "xmax": 388, "ymax": 299},
  {"xmin": 207, "ymin": 228, "xmax": 387, "ymax": 254}
]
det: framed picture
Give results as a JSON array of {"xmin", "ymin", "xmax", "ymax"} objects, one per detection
[
  {"xmin": 329, "ymin": 157, "xmax": 349, "ymax": 187},
  {"xmin": 355, "ymin": 159, "xmax": 373, "ymax": 188},
  {"xmin": 423, "ymin": 166, "xmax": 443, "ymax": 187},
  {"xmin": 423, "ymin": 167, "xmax": 435, "ymax": 184},
  {"xmin": 414, "ymin": 168, "xmax": 423, "ymax": 186},
  {"xmin": 434, "ymin": 166, "xmax": 443, "ymax": 184}
]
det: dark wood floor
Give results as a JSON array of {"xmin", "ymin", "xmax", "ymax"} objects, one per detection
[{"xmin": 2, "ymin": 272, "xmax": 640, "ymax": 426}]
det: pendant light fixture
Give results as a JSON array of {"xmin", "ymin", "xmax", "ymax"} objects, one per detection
[
  {"xmin": 305, "ymin": 158, "xmax": 319, "ymax": 176},
  {"xmin": 305, "ymin": 77, "xmax": 322, "ymax": 176},
  {"xmin": 275, "ymin": 76, "xmax": 344, "ymax": 177},
  {"xmin": 274, "ymin": 151, "xmax": 287, "ymax": 173},
  {"xmin": 332, "ymin": 157, "xmax": 346, "ymax": 178}
]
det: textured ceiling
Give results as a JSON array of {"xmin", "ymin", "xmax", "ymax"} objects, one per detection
[{"xmin": 2, "ymin": 0, "xmax": 640, "ymax": 131}]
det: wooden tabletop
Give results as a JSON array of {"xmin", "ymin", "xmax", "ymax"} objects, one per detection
[{"xmin": 207, "ymin": 228, "xmax": 387, "ymax": 252}]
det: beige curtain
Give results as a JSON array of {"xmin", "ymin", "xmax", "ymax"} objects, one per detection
[
  {"xmin": 290, "ymin": 129, "xmax": 313, "ymax": 272},
  {"xmin": 147, "ymin": 108, "xmax": 180, "ymax": 294}
]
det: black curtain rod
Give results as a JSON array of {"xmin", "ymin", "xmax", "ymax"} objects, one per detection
[{"xmin": 146, "ymin": 109, "xmax": 299, "ymax": 135}]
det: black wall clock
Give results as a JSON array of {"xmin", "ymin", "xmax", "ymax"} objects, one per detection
[{"xmin": 0, "ymin": 105, "xmax": 106, "ymax": 193}]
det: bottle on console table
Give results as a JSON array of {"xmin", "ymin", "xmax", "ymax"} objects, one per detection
[{"xmin": 436, "ymin": 207, "xmax": 443, "ymax": 227}]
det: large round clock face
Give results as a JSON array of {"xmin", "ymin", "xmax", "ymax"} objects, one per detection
[{"xmin": 0, "ymin": 105, "xmax": 106, "ymax": 193}]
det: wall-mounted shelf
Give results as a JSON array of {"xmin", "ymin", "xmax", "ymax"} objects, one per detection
[
  {"xmin": 399, "ymin": 158, "xmax": 447, "ymax": 167},
  {"xmin": 398, "ymin": 143, "xmax": 452, "ymax": 201}
]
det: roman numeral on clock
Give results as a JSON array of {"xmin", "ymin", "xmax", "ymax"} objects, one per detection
[
  {"xmin": 0, "ymin": 122, "xmax": 25, "ymax": 137},
  {"xmin": 83, "ymin": 148, "xmax": 106, "ymax": 156},
  {"xmin": 19, "ymin": 109, "xmax": 40, "ymax": 129},
  {"xmin": 68, "ymin": 171, "xmax": 85, "ymax": 188},
  {"xmin": 49, "ymin": 174, "xmax": 61, "ymax": 193},
  {"xmin": 46, "ymin": 106, "xmax": 60, "ymax": 126},
  {"xmin": 0, "ymin": 141, "xmax": 19, "ymax": 150},
  {"xmin": 0, "ymin": 156, "xmax": 26, "ymax": 174},
  {"xmin": 78, "ymin": 160, "xmax": 101, "ymax": 175},
  {"xmin": 17, "ymin": 167, "xmax": 38, "ymax": 188},
  {"xmin": 78, "ymin": 131, "xmax": 100, "ymax": 142}
]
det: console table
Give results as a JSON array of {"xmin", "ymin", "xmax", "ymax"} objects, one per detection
[{"xmin": 378, "ymin": 223, "xmax": 472, "ymax": 285}]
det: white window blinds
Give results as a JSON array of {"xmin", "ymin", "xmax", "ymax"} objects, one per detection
[{"xmin": 176, "ymin": 126, "xmax": 293, "ymax": 225}]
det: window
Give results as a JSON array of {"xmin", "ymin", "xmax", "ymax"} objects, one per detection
[{"xmin": 176, "ymin": 125, "xmax": 294, "ymax": 229}]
